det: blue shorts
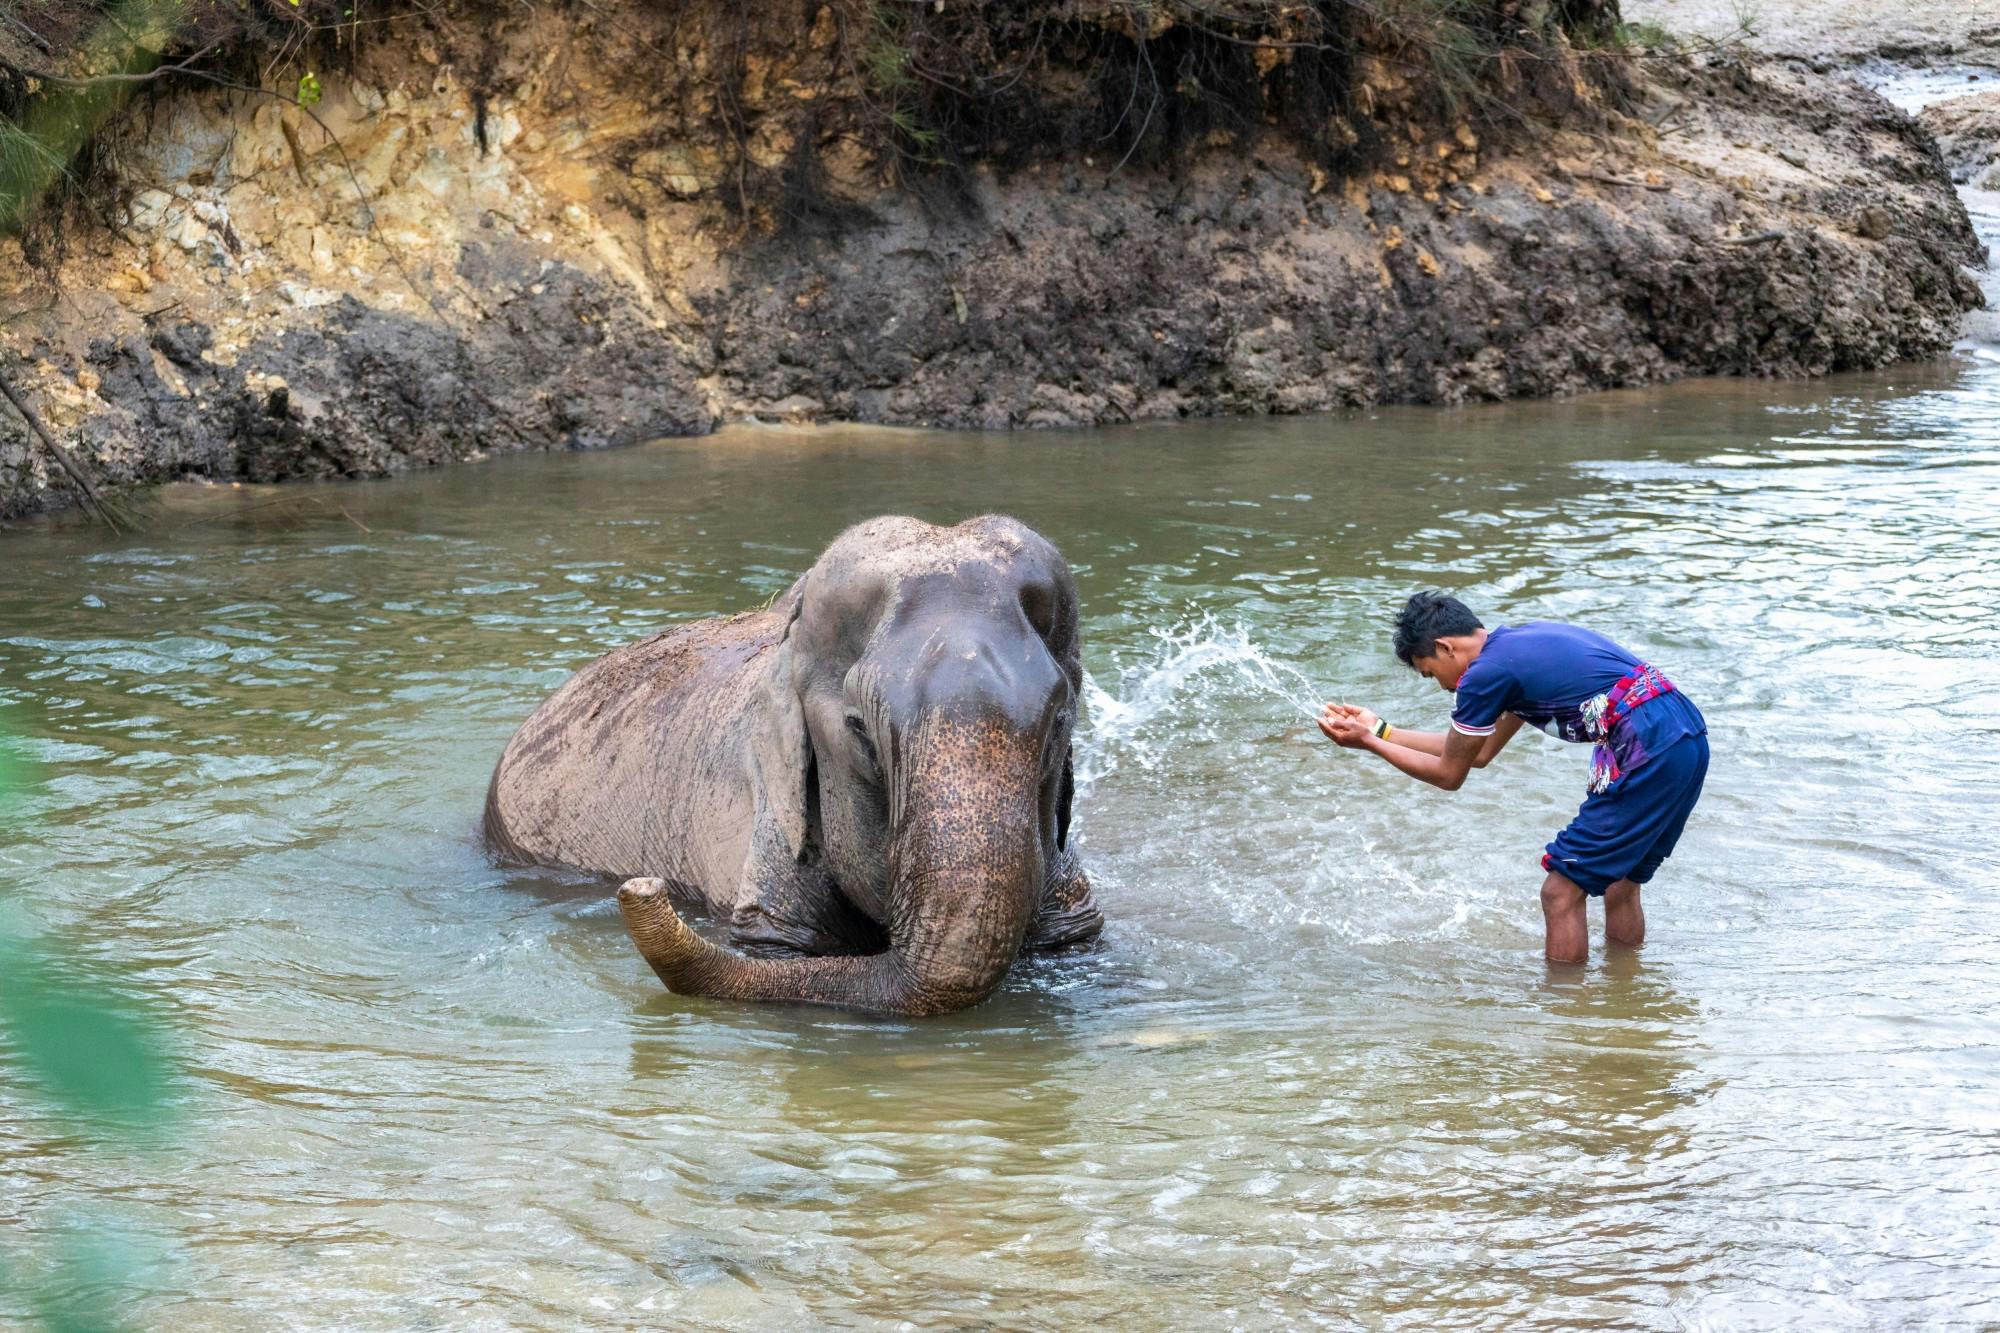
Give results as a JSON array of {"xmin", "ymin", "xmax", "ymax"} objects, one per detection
[{"xmin": 1542, "ymin": 733, "xmax": 1709, "ymax": 896}]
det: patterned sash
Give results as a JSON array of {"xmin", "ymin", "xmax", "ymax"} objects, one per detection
[{"xmin": 1583, "ymin": 664, "xmax": 1676, "ymax": 794}]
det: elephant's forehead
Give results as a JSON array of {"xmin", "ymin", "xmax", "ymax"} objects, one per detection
[{"xmin": 819, "ymin": 515, "xmax": 1036, "ymax": 582}]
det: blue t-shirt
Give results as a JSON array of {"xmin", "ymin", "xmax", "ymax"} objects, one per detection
[{"xmin": 1450, "ymin": 622, "xmax": 1705, "ymax": 777}]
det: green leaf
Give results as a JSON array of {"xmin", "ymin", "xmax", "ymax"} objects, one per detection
[
  {"xmin": 27, "ymin": 1228, "xmax": 130, "ymax": 1333},
  {"xmin": 0, "ymin": 938, "xmax": 175, "ymax": 1124},
  {"xmin": 297, "ymin": 72, "xmax": 322, "ymax": 107}
]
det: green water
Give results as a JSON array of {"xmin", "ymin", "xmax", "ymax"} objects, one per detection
[{"xmin": 2, "ymin": 360, "xmax": 1998, "ymax": 1328}]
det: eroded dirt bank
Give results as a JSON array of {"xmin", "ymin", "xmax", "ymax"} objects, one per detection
[{"xmin": 0, "ymin": 1, "xmax": 1985, "ymax": 519}]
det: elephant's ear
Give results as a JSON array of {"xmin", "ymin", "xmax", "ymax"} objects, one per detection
[{"xmin": 753, "ymin": 610, "xmax": 817, "ymax": 863}]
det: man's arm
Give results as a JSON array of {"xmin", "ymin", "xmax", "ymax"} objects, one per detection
[
  {"xmin": 1470, "ymin": 713, "xmax": 1523, "ymax": 767},
  {"xmin": 1368, "ymin": 724, "xmax": 1487, "ymax": 791},
  {"xmin": 1375, "ymin": 724, "xmax": 1450, "ymax": 757},
  {"xmin": 1319, "ymin": 710, "xmax": 1519, "ymax": 790},
  {"xmin": 1323, "ymin": 706, "xmax": 1522, "ymax": 767}
]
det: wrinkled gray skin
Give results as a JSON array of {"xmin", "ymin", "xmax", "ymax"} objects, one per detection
[{"xmin": 483, "ymin": 515, "xmax": 1103, "ymax": 1016}]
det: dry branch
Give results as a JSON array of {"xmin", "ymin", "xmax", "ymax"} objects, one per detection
[{"xmin": 0, "ymin": 365, "xmax": 119, "ymax": 530}]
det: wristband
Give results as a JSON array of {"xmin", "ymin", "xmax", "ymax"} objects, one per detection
[{"xmin": 1372, "ymin": 718, "xmax": 1393, "ymax": 741}]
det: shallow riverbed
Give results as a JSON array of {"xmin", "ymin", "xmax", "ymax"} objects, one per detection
[{"xmin": 3, "ymin": 345, "xmax": 1998, "ymax": 1326}]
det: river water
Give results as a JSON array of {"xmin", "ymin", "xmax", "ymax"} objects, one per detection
[
  {"xmin": 3, "ymin": 341, "xmax": 1998, "ymax": 1327},
  {"xmin": 7, "ymin": 63, "xmax": 2000, "ymax": 1328}
]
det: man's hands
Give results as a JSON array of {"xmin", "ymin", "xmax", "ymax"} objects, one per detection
[
  {"xmin": 1318, "ymin": 701, "xmax": 1378, "ymax": 748},
  {"xmin": 1316, "ymin": 701, "xmax": 1497, "ymax": 790}
]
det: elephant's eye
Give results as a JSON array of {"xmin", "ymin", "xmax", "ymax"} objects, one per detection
[{"xmin": 844, "ymin": 713, "xmax": 879, "ymax": 771}]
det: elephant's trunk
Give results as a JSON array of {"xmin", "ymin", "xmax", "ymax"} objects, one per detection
[
  {"xmin": 619, "ymin": 878, "xmax": 911, "ymax": 1010},
  {"xmin": 619, "ymin": 718, "xmax": 1046, "ymax": 1017},
  {"xmin": 877, "ymin": 716, "xmax": 1045, "ymax": 1010}
]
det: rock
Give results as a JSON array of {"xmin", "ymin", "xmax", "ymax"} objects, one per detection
[
  {"xmin": 1856, "ymin": 206, "xmax": 1893, "ymax": 240},
  {"xmin": 278, "ymin": 281, "xmax": 341, "ymax": 308},
  {"xmin": 125, "ymin": 189, "xmax": 173, "ymax": 232},
  {"xmin": 1919, "ymin": 92, "xmax": 2000, "ymax": 190},
  {"xmin": 163, "ymin": 212, "xmax": 207, "ymax": 252},
  {"xmin": 635, "ymin": 147, "xmax": 706, "ymax": 198},
  {"xmin": 808, "ymin": 6, "xmax": 837, "ymax": 49},
  {"xmin": 760, "ymin": 394, "xmax": 824, "ymax": 421}
]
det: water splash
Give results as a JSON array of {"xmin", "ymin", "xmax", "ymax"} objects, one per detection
[
  {"xmin": 1073, "ymin": 616, "xmax": 1488, "ymax": 945},
  {"xmin": 1077, "ymin": 614, "xmax": 1326, "ymax": 790}
]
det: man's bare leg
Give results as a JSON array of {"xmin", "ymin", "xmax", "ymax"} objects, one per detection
[
  {"xmin": 1604, "ymin": 878, "xmax": 1644, "ymax": 947},
  {"xmin": 1540, "ymin": 871, "xmax": 1588, "ymax": 964}
]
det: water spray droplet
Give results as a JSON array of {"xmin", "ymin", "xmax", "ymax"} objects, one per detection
[{"xmin": 1077, "ymin": 613, "xmax": 1327, "ymax": 792}]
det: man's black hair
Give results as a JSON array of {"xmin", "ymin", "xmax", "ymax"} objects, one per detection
[{"xmin": 1393, "ymin": 592, "xmax": 1484, "ymax": 667}]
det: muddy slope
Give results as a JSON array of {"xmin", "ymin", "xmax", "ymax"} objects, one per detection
[
  {"xmin": 0, "ymin": 4, "xmax": 1984, "ymax": 519},
  {"xmin": 1625, "ymin": 0, "xmax": 1999, "ymax": 68},
  {"xmin": 1925, "ymin": 93, "xmax": 2000, "ymax": 191}
]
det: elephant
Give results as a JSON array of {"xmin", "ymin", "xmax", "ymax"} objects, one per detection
[{"xmin": 482, "ymin": 515, "xmax": 1103, "ymax": 1016}]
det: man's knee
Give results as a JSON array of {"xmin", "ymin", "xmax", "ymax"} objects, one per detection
[
  {"xmin": 1540, "ymin": 873, "xmax": 1585, "ymax": 916},
  {"xmin": 1603, "ymin": 878, "xmax": 1644, "ymax": 945}
]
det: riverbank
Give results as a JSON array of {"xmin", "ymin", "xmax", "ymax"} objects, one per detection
[
  {"xmin": 1626, "ymin": 0, "xmax": 2000, "ymax": 349},
  {"xmin": 0, "ymin": 0, "xmax": 1986, "ymax": 520},
  {"xmin": 1625, "ymin": 0, "xmax": 1999, "ymax": 68}
]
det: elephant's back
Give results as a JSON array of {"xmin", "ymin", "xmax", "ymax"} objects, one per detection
[{"xmin": 484, "ymin": 601, "xmax": 788, "ymax": 880}]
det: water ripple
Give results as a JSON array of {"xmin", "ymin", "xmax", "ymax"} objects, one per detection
[{"xmin": 3, "ymin": 353, "xmax": 1999, "ymax": 1327}]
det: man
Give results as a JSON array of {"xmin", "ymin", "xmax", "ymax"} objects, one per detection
[{"xmin": 1319, "ymin": 592, "xmax": 1709, "ymax": 963}]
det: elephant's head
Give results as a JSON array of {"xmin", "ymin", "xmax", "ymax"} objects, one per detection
[{"xmin": 620, "ymin": 514, "xmax": 1089, "ymax": 1015}]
